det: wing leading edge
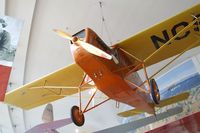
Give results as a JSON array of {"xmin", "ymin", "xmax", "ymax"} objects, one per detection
[{"xmin": 4, "ymin": 64, "xmax": 92, "ymax": 109}]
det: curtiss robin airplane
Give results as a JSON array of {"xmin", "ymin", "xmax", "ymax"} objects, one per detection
[{"xmin": 2, "ymin": 3, "xmax": 200, "ymax": 127}]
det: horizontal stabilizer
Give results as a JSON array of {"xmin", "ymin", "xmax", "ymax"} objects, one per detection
[
  {"xmin": 155, "ymin": 92, "xmax": 190, "ymax": 108},
  {"xmin": 118, "ymin": 92, "xmax": 189, "ymax": 117},
  {"xmin": 117, "ymin": 108, "xmax": 145, "ymax": 117}
]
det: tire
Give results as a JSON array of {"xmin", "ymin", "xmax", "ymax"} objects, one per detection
[
  {"xmin": 150, "ymin": 79, "xmax": 160, "ymax": 104},
  {"xmin": 71, "ymin": 106, "xmax": 85, "ymax": 126}
]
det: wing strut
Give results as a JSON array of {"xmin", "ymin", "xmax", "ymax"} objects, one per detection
[
  {"xmin": 116, "ymin": 17, "xmax": 200, "ymax": 94},
  {"xmin": 75, "ymin": 74, "xmax": 110, "ymax": 114}
]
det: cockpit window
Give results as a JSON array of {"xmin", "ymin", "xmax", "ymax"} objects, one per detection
[
  {"xmin": 70, "ymin": 29, "xmax": 85, "ymax": 44},
  {"xmin": 73, "ymin": 29, "xmax": 85, "ymax": 38}
]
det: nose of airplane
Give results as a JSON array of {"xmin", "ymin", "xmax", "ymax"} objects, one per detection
[{"xmin": 72, "ymin": 36, "xmax": 78, "ymax": 43}]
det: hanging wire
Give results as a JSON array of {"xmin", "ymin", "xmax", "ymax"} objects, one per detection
[
  {"xmin": 99, "ymin": 1, "xmax": 112, "ymax": 45},
  {"xmin": 99, "ymin": 1, "xmax": 104, "ymax": 37}
]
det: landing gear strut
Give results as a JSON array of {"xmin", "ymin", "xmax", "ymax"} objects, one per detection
[
  {"xmin": 71, "ymin": 106, "xmax": 85, "ymax": 126},
  {"xmin": 150, "ymin": 79, "xmax": 160, "ymax": 104}
]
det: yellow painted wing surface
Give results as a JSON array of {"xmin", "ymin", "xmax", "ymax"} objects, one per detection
[
  {"xmin": 116, "ymin": 3, "xmax": 200, "ymax": 67},
  {"xmin": 118, "ymin": 92, "xmax": 189, "ymax": 117},
  {"xmin": 4, "ymin": 64, "xmax": 91, "ymax": 110},
  {"xmin": 155, "ymin": 92, "xmax": 189, "ymax": 108}
]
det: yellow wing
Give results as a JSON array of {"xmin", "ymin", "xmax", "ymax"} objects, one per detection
[
  {"xmin": 118, "ymin": 92, "xmax": 189, "ymax": 117},
  {"xmin": 4, "ymin": 64, "xmax": 92, "ymax": 110},
  {"xmin": 116, "ymin": 3, "xmax": 200, "ymax": 67}
]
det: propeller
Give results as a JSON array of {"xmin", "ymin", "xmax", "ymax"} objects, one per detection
[{"xmin": 53, "ymin": 29, "xmax": 112, "ymax": 60}]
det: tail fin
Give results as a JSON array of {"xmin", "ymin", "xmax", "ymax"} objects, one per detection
[
  {"xmin": 42, "ymin": 104, "xmax": 54, "ymax": 123},
  {"xmin": 0, "ymin": 65, "xmax": 12, "ymax": 101}
]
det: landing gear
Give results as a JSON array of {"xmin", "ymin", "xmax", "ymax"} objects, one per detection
[
  {"xmin": 71, "ymin": 106, "xmax": 85, "ymax": 126},
  {"xmin": 150, "ymin": 79, "xmax": 160, "ymax": 104}
]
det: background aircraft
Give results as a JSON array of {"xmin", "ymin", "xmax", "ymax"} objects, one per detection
[{"xmin": 26, "ymin": 104, "xmax": 72, "ymax": 133}]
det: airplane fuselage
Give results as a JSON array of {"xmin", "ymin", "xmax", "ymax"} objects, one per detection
[{"xmin": 72, "ymin": 28, "xmax": 155, "ymax": 114}]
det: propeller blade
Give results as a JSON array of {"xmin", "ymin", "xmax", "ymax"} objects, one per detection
[
  {"xmin": 77, "ymin": 40, "xmax": 112, "ymax": 60},
  {"xmin": 53, "ymin": 29, "xmax": 112, "ymax": 60},
  {"xmin": 53, "ymin": 29, "xmax": 73, "ymax": 40}
]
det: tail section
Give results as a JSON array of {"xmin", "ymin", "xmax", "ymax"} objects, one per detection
[
  {"xmin": 155, "ymin": 92, "xmax": 189, "ymax": 108},
  {"xmin": 117, "ymin": 108, "xmax": 145, "ymax": 117},
  {"xmin": 42, "ymin": 104, "xmax": 54, "ymax": 123},
  {"xmin": 97, "ymin": 107, "xmax": 183, "ymax": 133},
  {"xmin": 0, "ymin": 65, "xmax": 11, "ymax": 101},
  {"xmin": 118, "ymin": 92, "xmax": 189, "ymax": 117}
]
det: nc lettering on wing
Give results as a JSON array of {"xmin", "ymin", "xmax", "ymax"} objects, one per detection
[{"xmin": 151, "ymin": 14, "xmax": 200, "ymax": 49}]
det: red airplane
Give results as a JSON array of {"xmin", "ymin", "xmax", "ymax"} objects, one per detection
[{"xmin": 3, "ymin": 3, "xmax": 200, "ymax": 127}]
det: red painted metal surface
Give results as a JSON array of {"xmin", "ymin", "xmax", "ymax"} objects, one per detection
[
  {"xmin": 0, "ymin": 65, "xmax": 11, "ymax": 101},
  {"xmin": 73, "ymin": 28, "xmax": 154, "ymax": 114},
  {"xmin": 146, "ymin": 111, "xmax": 200, "ymax": 133}
]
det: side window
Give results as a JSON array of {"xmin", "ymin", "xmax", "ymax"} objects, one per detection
[{"xmin": 96, "ymin": 37, "xmax": 111, "ymax": 52}]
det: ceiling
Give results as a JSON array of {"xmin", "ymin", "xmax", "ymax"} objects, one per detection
[{"xmin": 0, "ymin": 0, "xmax": 200, "ymax": 133}]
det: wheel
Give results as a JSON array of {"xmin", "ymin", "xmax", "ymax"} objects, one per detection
[
  {"xmin": 150, "ymin": 79, "xmax": 160, "ymax": 104},
  {"xmin": 71, "ymin": 106, "xmax": 85, "ymax": 126}
]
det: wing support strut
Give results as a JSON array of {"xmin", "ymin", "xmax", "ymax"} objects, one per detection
[
  {"xmin": 78, "ymin": 74, "xmax": 87, "ymax": 112},
  {"xmin": 116, "ymin": 17, "xmax": 200, "ymax": 94},
  {"xmin": 77, "ymin": 74, "xmax": 110, "ymax": 114}
]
